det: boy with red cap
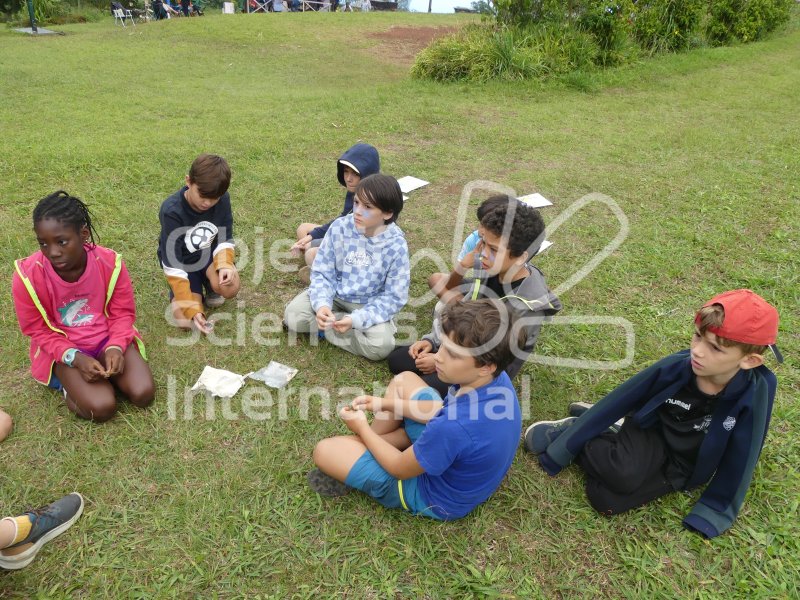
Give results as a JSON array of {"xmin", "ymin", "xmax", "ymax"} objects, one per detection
[{"xmin": 524, "ymin": 290, "xmax": 782, "ymax": 538}]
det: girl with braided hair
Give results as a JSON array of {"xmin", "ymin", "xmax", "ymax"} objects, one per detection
[{"xmin": 11, "ymin": 191, "xmax": 154, "ymax": 422}]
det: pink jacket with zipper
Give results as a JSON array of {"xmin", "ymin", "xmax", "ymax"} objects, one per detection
[{"xmin": 12, "ymin": 245, "xmax": 146, "ymax": 385}]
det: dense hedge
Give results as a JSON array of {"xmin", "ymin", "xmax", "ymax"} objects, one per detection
[{"xmin": 413, "ymin": 0, "xmax": 796, "ymax": 81}]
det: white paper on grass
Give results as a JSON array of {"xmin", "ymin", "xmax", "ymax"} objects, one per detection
[
  {"xmin": 397, "ymin": 176, "xmax": 429, "ymax": 194},
  {"xmin": 191, "ymin": 366, "xmax": 246, "ymax": 399},
  {"xmin": 535, "ymin": 240, "xmax": 553, "ymax": 256},
  {"xmin": 518, "ymin": 193, "xmax": 553, "ymax": 208},
  {"xmin": 247, "ymin": 361, "xmax": 299, "ymax": 389}
]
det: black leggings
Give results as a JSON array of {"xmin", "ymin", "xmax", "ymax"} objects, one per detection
[
  {"xmin": 576, "ymin": 419, "xmax": 680, "ymax": 515},
  {"xmin": 386, "ymin": 345, "xmax": 450, "ymax": 397}
]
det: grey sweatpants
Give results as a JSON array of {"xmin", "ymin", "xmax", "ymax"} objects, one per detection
[{"xmin": 284, "ymin": 291, "xmax": 396, "ymax": 361}]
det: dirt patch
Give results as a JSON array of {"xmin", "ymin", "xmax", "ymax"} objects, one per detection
[{"xmin": 368, "ymin": 25, "xmax": 459, "ymax": 67}]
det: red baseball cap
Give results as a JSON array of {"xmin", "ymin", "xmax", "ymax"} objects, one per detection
[{"xmin": 696, "ymin": 289, "xmax": 782, "ymax": 362}]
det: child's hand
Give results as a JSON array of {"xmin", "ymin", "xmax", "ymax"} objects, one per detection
[
  {"xmin": 74, "ymin": 353, "xmax": 108, "ymax": 383},
  {"xmin": 409, "ymin": 340, "xmax": 433, "ymax": 359},
  {"xmin": 290, "ymin": 235, "xmax": 312, "ymax": 256},
  {"xmin": 333, "ymin": 316, "xmax": 352, "ymax": 333},
  {"xmin": 193, "ymin": 313, "xmax": 214, "ymax": 335},
  {"xmin": 351, "ymin": 395, "xmax": 382, "ymax": 412},
  {"xmin": 315, "ymin": 307, "xmax": 335, "ymax": 331},
  {"xmin": 218, "ymin": 267, "xmax": 235, "ymax": 286},
  {"xmin": 458, "ymin": 249, "xmax": 477, "ymax": 272},
  {"xmin": 104, "ymin": 348, "xmax": 125, "ymax": 377},
  {"xmin": 414, "ymin": 353, "xmax": 437, "ymax": 375},
  {"xmin": 339, "ymin": 404, "xmax": 368, "ymax": 432}
]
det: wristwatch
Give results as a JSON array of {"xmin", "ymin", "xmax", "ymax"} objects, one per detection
[{"xmin": 63, "ymin": 348, "xmax": 79, "ymax": 367}]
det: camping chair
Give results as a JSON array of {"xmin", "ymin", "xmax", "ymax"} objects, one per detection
[
  {"xmin": 112, "ymin": 3, "xmax": 136, "ymax": 25},
  {"xmin": 247, "ymin": 0, "xmax": 271, "ymax": 11}
]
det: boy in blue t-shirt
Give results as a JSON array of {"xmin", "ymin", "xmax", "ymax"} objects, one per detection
[{"xmin": 308, "ymin": 299, "xmax": 523, "ymax": 520}]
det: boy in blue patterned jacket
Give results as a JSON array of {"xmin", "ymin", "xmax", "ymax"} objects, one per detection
[
  {"xmin": 284, "ymin": 174, "xmax": 409, "ymax": 361},
  {"xmin": 525, "ymin": 290, "xmax": 782, "ymax": 538}
]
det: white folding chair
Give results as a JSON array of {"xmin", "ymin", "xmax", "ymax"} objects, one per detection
[{"xmin": 113, "ymin": 7, "xmax": 136, "ymax": 26}]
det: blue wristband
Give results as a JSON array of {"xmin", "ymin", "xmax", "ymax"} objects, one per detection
[{"xmin": 63, "ymin": 348, "xmax": 79, "ymax": 367}]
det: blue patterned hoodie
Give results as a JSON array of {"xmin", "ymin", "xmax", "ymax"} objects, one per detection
[{"xmin": 309, "ymin": 214, "xmax": 409, "ymax": 329}]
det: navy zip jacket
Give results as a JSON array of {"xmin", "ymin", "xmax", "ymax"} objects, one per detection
[
  {"xmin": 309, "ymin": 143, "xmax": 380, "ymax": 240},
  {"xmin": 540, "ymin": 350, "xmax": 777, "ymax": 538}
]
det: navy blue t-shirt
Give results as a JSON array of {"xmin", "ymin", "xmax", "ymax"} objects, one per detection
[{"xmin": 413, "ymin": 371, "xmax": 521, "ymax": 520}]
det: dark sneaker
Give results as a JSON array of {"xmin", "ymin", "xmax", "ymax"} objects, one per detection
[
  {"xmin": 568, "ymin": 402, "xmax": 594, "ymax": 417},
  {"xmin": 204, "ymin": 292, "xmax": 225, "ymax": 308},
  {"xmin": 0, "ymin": 492, "xmax": 84, "ymax": 570},
  {"xmin": 567, "ymin": 403, "xmax": 624, "ymax": 432},
  {"xmin": 298, "ymin": 266, "xmax": 311, "ymax": 285},
  {"xmin": 307, "ymin": 469, "xmax": 351, "ymax": 497},
  {"xmin": 524, "ymin": 417, "xmax": 576, "ymax": 455}
]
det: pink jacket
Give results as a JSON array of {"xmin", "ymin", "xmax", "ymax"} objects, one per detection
[{"xmin": 12, "ymin": 245, "xmax": 146, "ymax": 385}]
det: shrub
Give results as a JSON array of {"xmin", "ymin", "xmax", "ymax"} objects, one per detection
[
  {"xmin": 411, "ymin": 22, "xmax": 606, "ymax": 82},
  {"xmin": 706, "ymin": 0, "xmax": 794, "ymax": 44},
  {"xmin": 632, "ymin": 0, "xmax": 705, "ymax": 53},
  {"xmin": 576, "ymin": 0, "xmax": 638, "ymax": 65},
  {"xmin": 494, "ymin": 0, "xmax": 565, "ymax": 27}
]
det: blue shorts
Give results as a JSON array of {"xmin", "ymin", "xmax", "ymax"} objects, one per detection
[{"xmin": 344, "ymin": 386, "xmax": 443, "ymax": 520}]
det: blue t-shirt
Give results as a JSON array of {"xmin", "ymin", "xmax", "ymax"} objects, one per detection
[
  {"xmin": 413, "ymin": 372, "xmax": 521, "ymax": 519},
  {"xmin": 457, "ymin": 230, "xmax": 481, "ymax": 261}
]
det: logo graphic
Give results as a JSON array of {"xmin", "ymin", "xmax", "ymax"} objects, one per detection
[
  {"xmin": 58, "ymin": 299, "xmax": 94, "ymax": 327},
  {"xmin": 693, "ymin": 415, "xmax": 712, "ymax": 433},
  {"xmin": 345, "ymin": 250, "xmax": 373, "ymax": 268},
  {"xmin": 723, "ymin": 416, "xmax": 736, "ymax": 431},
  {"xmin": 185, "ymin": 221, "xmax": 218, "ymax": 253},
  {"xmin": 665, "ymin": 397, "xmax": 691, "ymax": 411}
]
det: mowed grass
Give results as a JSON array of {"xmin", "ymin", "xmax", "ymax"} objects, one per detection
[{"xmin": 0, "ymin": 11, "xmax": 798, "ymax": 597}]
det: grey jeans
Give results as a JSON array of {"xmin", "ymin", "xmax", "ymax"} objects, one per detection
[{"xmin": 284, "ymin": 291, "xmax": 397, "ymax": 361}]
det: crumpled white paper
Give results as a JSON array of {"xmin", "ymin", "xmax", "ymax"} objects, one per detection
[
  {"xmin": 190, "ymin": 366, "xmax": 246, "ymax": 399},
  {"xmin": 247, "ymin": 361, "xmax": 298, "ymax": 389}
]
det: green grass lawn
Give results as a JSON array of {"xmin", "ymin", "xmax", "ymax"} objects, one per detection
[{"xmin": 0, "ymin": 11, "xmax": 798, "ymax": 597}]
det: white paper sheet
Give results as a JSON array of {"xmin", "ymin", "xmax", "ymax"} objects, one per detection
[
  {"xmin": 247, "ymin": 361, "xmax": 299, "ymax": 389},
  {"xmin": 518, "ymin": 193, "xmax": 553, "ymax": 208},
  {"xmin": 534, "ymin": 240, "xmax": 553, "ymax": 255},
  {"xmin": 397, "ymin": 176, "xmax": 430, "ymax": 194},
  {"xmin": 190, "ymin": 366, "xmax": 246, "ymax": 399}
]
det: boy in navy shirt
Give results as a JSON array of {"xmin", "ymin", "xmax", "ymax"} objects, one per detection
[
  {"xmin": 526, "ymin": 289, "xmax": 782, "ymax": 538},
  {"xmin": 308, "ymin": 299, "xmax": 523, "ymax": 520},
  {"xmin": 158, "ymin": 154, "xmax": 240, "ymax": 334}
]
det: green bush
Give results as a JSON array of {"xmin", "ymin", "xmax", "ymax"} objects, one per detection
[
  {"xmin": 494, "ymin": 0, "xmax": 565, "ymax": 27},
  {"xmin": 411, "ymin": 25, "xmax": 546, "ymax": 82},
  {"xmin": 25, "ymin": 0, "xmax": 67, "ymax": 23},
  {"xmin": 8, "ymin": 0, "xmax": 108, "ymax": 25},
  {"xmin": 411, "ymin": 22, "xmax": 606, "ymax": 82},
  {"xmin": 577, "ymin": 0, "xmax": 638, "ymax": 65},
  {"xmin": 706, "ymin": 0, "xmax": 793, "ymax": 44},
  {"xmin": 632, "ymin": 0, "xmax": 705, "ymax": 53}
]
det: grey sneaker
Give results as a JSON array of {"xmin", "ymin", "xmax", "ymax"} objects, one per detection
[
  {"xmin": 568, "ymin": 402, "xmax": 594, "ymax": 417},
  {"xmin": 204, "ymin": 292, "xmax": 225, "ymax": 308},
  {"xmin": 524, "ymin": 417, "xmax": 576, "ymax": 455},
  {"xmin": 307, "ymin": 469, "xmax": 351, "ymax": 497},
  {"xmin": 0, "ymin": 492, "xmax": 84, "ymax": 570}
]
